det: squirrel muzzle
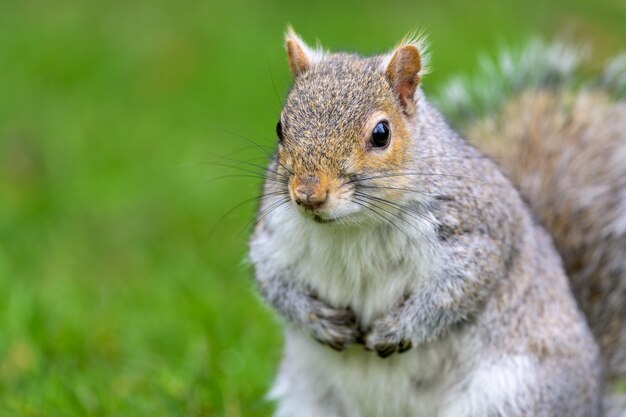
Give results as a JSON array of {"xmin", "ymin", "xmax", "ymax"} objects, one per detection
[{"xmin": 291, "ymin": 176, "xmax": 329, "ymax": 210}]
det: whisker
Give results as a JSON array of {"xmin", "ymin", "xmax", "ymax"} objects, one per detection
[
  {"xmin": 353, "ymin": 193, "xmax": 435, "ymax": 232},
  {"xmin": 220, "ymin": 144, "xmax": 271, "ymax": 160},
  {"xmin": 209, "ymin": 191, "xmax": 287, "ymax": 239},
  {"xmin": 353, "ymin": 195, "xmax": 428, "ymax": 240},
  {"xmin": 267, "ymin": 60, "xmax": 284, "ymax": 110},
  {"xmin": 254, "ymin": 197, "xmax": 292, "ymax": 225},
  {"xmin": 202, "ymin": 157, "xmax": 287, "ymax": 181},
  {"xmin": 212, "ymin": 125, "xmax": 294, "ymax": 176},
  {"xmin": 205, "ymin": 174, "xmax": 287, "ymax": 187},
  {"xmin": 349, "ymin": 197, "xmax": 422, "ymax": 250},
  {"xmin": 354, "ymin": 192, "xmax": 461, "ymax": 246},
  {"xmin": 356, "ymin": 184, "xmax": 508, "ymax": 205},
  {"xmin": 347, "ymin": 171, "xmax": 501, "ymax": 188},
  {"xmin": 404, "ymin": 154, "xmax": 492, "ymax": 162},
  {"xmin": 239, "ymin": 197, "xmax": 291, "ymax": 236}
]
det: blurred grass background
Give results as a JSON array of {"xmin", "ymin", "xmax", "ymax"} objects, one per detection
[{"xmin": 0, "ymin": 0, "xmax": 624, "ymax": 415}]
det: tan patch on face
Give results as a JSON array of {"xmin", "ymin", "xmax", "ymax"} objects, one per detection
[
  {"xmin": 288, "ymin": 168, "xmax": 348, "ymax": 213},
  {"xmin": 355, "ymin": 106, "xmax": 413, "ymax": 199},
  {"xmin": 289, "ymin": 173, "xmax": 330, "ymax": 200}
]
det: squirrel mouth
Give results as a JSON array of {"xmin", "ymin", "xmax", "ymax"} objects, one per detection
[{"xmin": 313, "ymin": 215, "xmax": 337, "ymax": 224}]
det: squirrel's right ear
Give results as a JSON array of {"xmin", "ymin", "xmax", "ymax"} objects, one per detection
[
  {"xmin": 383, "ymin": 36, "xmax": 428, "ymax": 115},
  {"xmin": 285, "ymin": 26, "xmax": 322, "ymax": 78}
]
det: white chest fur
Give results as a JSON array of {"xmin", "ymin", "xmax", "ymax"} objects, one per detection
[
  {"xmin": 273, "ymin": 329, "xmax": 465, "ymax": 417},
  {"xmin": 257, "ymin": 207, "xmax": 439, "ymax": 326},
  {"xmin": 254, "ymin": 208, "xmax": 459, "ymax": 416}
]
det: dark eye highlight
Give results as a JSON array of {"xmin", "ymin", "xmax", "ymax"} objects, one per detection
[
  {"xmin": 276, "ymin": 121, "xmax": 283, "ymax": 143},
  {"xmin": 371, "ymin": 121, "xmax": 390, "ymax": 148}
]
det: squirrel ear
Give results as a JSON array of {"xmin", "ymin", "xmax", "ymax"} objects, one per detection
[
  {"xmin": 384, "ymin": 43, "xmax": 425, "ymax": 115},
  {"xmin": 285, "ymin": 26, "xmax": 321, "ymax": 77}
]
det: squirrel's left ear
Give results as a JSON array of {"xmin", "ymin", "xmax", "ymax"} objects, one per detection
[
  {"xmin": 383, "ymin": 38, "xmax": 427, "ymax": 115},
  {"xmin": 285, "ymin": 26, "xmax": 322, "ymax": 78}
]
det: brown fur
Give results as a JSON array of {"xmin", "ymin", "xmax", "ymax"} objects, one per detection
[
  {"xmin": 386, "ymin": 45, "xmax": 422, "ymax": 115},
  {"xmin": 467, "ymin": 89, "xmax": 626, "ymax": 382}
]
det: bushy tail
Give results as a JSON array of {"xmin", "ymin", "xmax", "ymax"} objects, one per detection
[{"xmin": 436, "ymin": 39, "xmax": 626, "ymax": 383}]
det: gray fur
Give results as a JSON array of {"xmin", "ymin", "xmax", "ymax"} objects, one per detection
[
  {"xmin": 435, "ymin": 38, "xmax": 626, "ymax": 126},
  {"xmin": 256, "ymin": 271, "xmax": 360, "ymax": 350},
  {"xmin": 442, "ymin": 40, "xmax": 626, "ymax": 385}
]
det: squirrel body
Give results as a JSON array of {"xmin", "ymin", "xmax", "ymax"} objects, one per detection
[{"xmin": 250, "ymin": 32, "xmax": 623, "ymax": 416}]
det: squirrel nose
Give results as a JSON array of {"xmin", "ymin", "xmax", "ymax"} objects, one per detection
[{"xmin": 294, "ymin": 185, "xmax": 328, "ymax": 209}]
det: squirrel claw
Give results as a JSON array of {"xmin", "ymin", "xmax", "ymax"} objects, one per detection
[
  {"xmin": 364, "ymin": 314, "xmax": 412, "ymax": 357},
  {"xmin": 376, "ymin": 345, "xmax": 397, "ymax": 358},
  {"xmin": 398, "ymin": 340, "xmax": 412, "ymax": 353},
  {"xmin": 326, "ymin": 340, "xmax": 346, "ymax": 351},
  {"xmin": 307, "ymin": 298, "xmax": 359, "ymax": 351},
  {"xmin": 371, "ymin": 339, "xmax": 412, "ymax": 358}
]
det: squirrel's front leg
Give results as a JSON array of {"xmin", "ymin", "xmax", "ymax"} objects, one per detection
[
  {"xmin": 365, "ymin": 234, "xmax": 505, "ymax": 357},
  {"xmin": 257, "ymin": 274, "xmax": 360, "ymax": 351}
]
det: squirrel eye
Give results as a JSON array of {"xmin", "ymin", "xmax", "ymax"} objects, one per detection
[
  {"xmin": 371, "ymin": 121, "xmax": 390, "ymax": 148},
  {"xmin": 276, "ymin": 121, "xmax": 283, "ymax": 143}
]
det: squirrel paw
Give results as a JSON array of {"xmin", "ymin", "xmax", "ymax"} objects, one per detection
[
  {"xmin": 364, "ymin": 316, "xmax": 412, "ymax": 358},
  {"xmin": 306, "ymin": 299, "xmax": 359, "ymax": 351}
]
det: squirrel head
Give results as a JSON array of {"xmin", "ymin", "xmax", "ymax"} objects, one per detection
[{"xmin": 275, "ymin": 28, "xmax": 428, "ymax": 225}]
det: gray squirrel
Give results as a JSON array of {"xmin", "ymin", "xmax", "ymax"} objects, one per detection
[{"xmin": 249, "ymin": 29, "xmax": 626, "ymax": 416}]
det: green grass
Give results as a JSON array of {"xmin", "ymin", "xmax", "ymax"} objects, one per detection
[{"xmin": 0, "ymin": 0, "xmax": 624, "ymax": 415}]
